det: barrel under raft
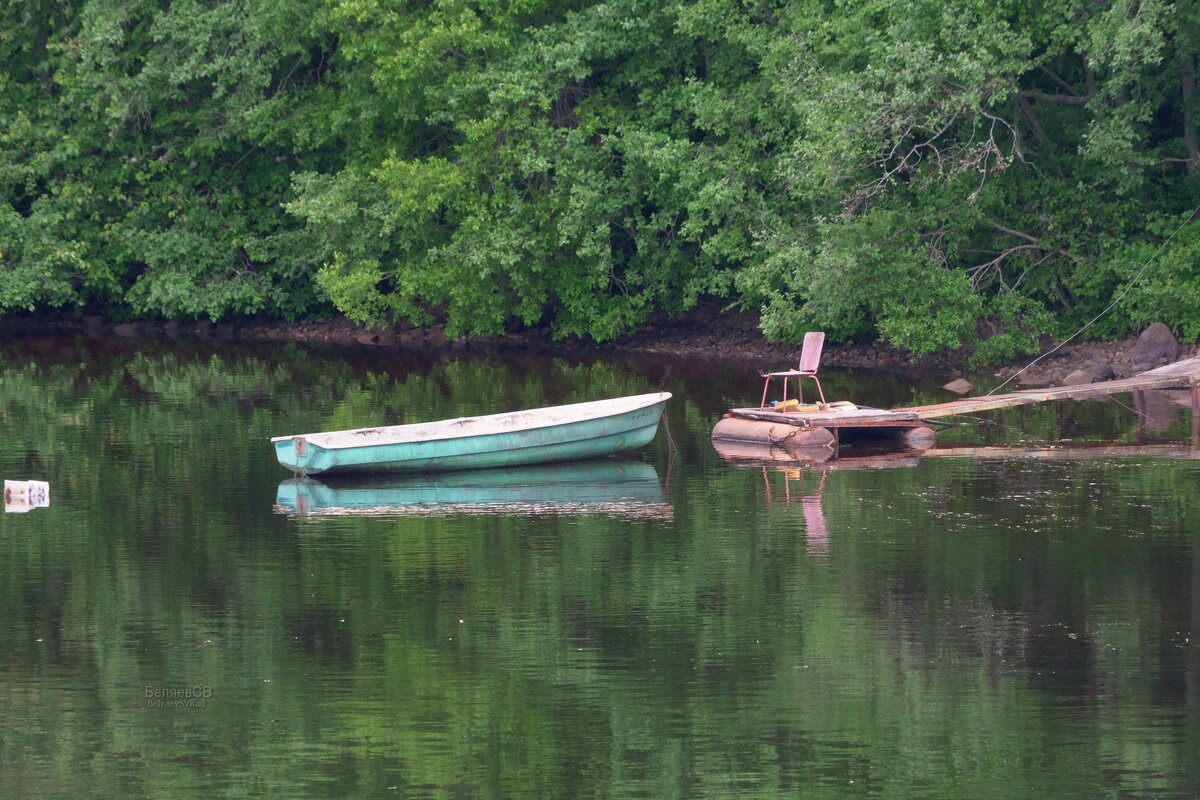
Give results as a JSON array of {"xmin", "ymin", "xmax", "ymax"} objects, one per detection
[
  {"xmin": 711, "ymin": 415, "xmax": 938, "ymax": 450},
  {"xmin": 711, "ymin": 416, "xmax": 837, "ymax": 448}
]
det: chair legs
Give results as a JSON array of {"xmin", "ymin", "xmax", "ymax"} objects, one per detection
[
  {"xmin": 760, "ymin": 374, "xmax": 827, "ymax": 410},
  {"xmin": 760, "ymin": 376, "xmax": 800, "ymax": 408},
  {"xmin": 802, "ymin": 375, "xmax": 827, "ymax": 407}
]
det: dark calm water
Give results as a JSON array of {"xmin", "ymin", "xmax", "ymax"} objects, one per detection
[{"xmin": 1, "ymin": 335, "xmax": 1198, "ymax": 799}]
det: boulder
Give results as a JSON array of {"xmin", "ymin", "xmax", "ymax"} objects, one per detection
[
  {"xmin": 1127, "ymin": 322, "xmax": 1178, "ymax": 370},
  {"xmin": 1088, "ymin": 359, "xmax": 1115, "ymax": 380},
  {"xmin": 942, "ymin": 378, "xmax": 974, "ymax": 395},
  {"xmin": 1016, "ymin": 370, "xmax": 1056, "ymax": 386},
  {"xmin": 1061, "ymin": 369, "xmax": 1096, "ymax": 386},
  {"xmin": 1126, "ymin": 362, "xmax": 1155, "ymax": 376}
]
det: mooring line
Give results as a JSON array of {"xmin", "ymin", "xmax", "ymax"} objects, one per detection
[
  {"xmin": 987, "ymin": 203, "xmax": 1200, "ymax": 396},
  {"xmin": 1106, "ymin": 393, "xmax": 1152, "ymax": 422}
]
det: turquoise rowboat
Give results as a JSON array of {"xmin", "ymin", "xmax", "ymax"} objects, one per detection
[{"xmin": 271, "ymin": 392, "xmax": 672, "ymax": 476}]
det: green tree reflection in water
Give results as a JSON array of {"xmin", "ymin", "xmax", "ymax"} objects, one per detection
[{"xmin": 0, "ymin": 336, "xmax": 1196, "ymax": 799}]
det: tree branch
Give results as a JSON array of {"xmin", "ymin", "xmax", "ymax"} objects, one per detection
[
  {"xmin": 1017, "ymin": 88, "xmax": 1095, "ymax": 105},
  {"xmin": 989, "ymin": 222, "xmax": 1040, "ymax": 244},
  {"xmin": 967, "ymin": 224, "xmax": 1083, "ymax": 290},
  {"xmin": 1182, "ymin": 56, "xmax": 1199, "ymax": 176},
  {"xmin": 1019, "ymin": 64, "xmax": 1096, "ymax": 105}
]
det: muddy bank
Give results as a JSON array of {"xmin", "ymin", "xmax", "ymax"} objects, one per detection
[
  {"xmin": 4, "ymin": 308, "xmax": 1197, "ymax": 387},
  {"xmin": 600, "ymin": 312, "xmax": 1199, "ymax": 388}
]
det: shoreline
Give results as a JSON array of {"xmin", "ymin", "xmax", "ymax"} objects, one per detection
[{"xmin": 3, "ymin": 309, "xmax": 1195, "ymax": 388}]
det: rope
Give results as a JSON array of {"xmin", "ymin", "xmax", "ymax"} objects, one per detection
[{"xmin": 987, "ymin": 204, "xmax": 1200, "ymax": 396}]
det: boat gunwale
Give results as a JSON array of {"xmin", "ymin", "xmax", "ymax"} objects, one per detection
[{"xmin": 270, "ymin": 392, "xmax": 672, "ymax": 451}]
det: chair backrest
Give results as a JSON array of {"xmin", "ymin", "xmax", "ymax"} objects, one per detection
[{"xmin": 797, "ymin": 331, "xmax": 825, "ymax": 373}]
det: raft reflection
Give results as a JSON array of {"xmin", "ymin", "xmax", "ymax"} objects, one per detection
[
  {"xmin": 713, "ymin": 439, "xmax": 1200, "ymax": 558},
  {"xmin": 712, "ymin": 438, "xmax": 1200, "ymax": 469},
  {"xmin": 275, "ymin": 460, "xmax": 672, "ymax": 519}
]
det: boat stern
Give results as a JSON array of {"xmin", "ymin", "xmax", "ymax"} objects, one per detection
[{"xmin": 273, "ymin": 435, "xmax": 327, "ymax": 474}]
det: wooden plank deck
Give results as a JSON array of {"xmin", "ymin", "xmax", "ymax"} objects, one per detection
[
  {"xmin": 727, "ymin": 355, "xmax": 1200, "ymax": 429},
  {"xmin": 726, "ymin": 407, "xmax": 925, "ymax": 428},
  {"xmin": 896, "ymin": 355, "xmax": 1200, "ymax": 420}
]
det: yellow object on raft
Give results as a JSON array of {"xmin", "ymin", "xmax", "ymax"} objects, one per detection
[{"xmin": 773, "ymin": 399, "xmax": 857, "ymax": 413}]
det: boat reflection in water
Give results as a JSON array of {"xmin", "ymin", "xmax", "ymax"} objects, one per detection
[{"xmin": 275, "ymin": 460, "xmax": 672, "ymax": 520}]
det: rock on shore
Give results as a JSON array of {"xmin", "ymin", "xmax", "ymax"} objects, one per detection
[{"xmin": 1005, "ymin": 322, "xmax": 1192, "ymax": 388}]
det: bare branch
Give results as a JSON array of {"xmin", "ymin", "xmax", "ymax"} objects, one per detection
[
  {"xmin": 1020, "ymin": 64, "xmax": 1097, "ymax": 105},
  {"xmin": 1017, "ymin": 88, "xmax": 1094, "ymax": 104},
  {"xmin": 1038, "ymin": 65, "xmax": 1083, "ymax": 96},
  {"xmin": 1015, "ymin": 94, "xmax": 1046, "ymax": 140},
  {"xmin": 990, "ymin": 222, "xmax": 1039, "ymax": 244},
  {"xmin": 1182, "ymin": 56, "xmax": 1199, "ymax": 176}
]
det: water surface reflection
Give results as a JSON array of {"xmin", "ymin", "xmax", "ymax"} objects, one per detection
[
  {"xmin": 275, "ymin": 461, "xmax": 672, "ymax": 519},
  {"xmin": 0, "ymin": 335, "xmax": 1197, "ymax": 799}
]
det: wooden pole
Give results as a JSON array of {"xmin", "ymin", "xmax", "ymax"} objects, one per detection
[
  {"xmin": 1136, "ymin": 389, "xmax": 1147, "ymax": 440},
  {"xmin": 1191, "ymin": 379, "xmax": 1198, "ymax": 450}
]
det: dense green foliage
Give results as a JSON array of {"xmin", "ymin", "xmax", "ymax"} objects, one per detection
[{"xmin": 4, "ymin": 1, "xmax": 1200, "ymax": 359}]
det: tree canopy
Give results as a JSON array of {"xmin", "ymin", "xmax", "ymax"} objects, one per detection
[{"xmin": 3, "ymin": 0, "xmax": 1200, "ymax": 361}]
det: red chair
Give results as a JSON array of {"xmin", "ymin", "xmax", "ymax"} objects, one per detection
[{"xmin": 760, "ymin": 332, "xmax": 828, "ymax": 410}]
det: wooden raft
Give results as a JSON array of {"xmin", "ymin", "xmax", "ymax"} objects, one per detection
[
  {"xmin": 716, "ymin": 355, "xmax": 1200, "ymax": 448},
  {"xmin": 717, "ymin": 406, "xmax": 933, "ymax": 448}
]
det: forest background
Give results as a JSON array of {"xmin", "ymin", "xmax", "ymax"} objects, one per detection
[{"xmin": 4, "ymin": 0, "xmax": 1200, "ymax": 365}]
